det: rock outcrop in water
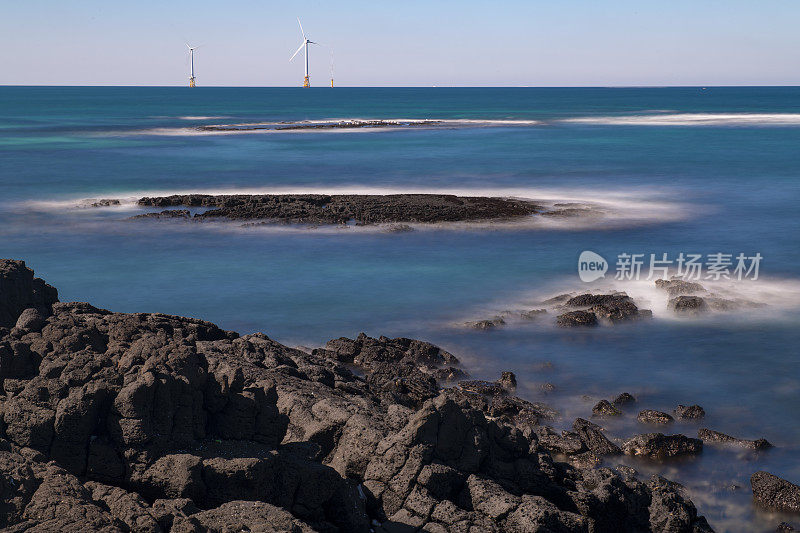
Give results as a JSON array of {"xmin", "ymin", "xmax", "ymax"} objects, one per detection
[
  {"xmin": 751, "ymin": 471, "xmax": 800, "ymax": 514},
  {"xmin": 198, "ymin": 119, "xmax": 440, "ymax": 132},
  {"xmin": 0, "ymin": 259, "xmax": 714, "ymax": 532},
  {"xmin": 135, "ymin": 194, "xmax": 542, "ymax": 225},
  {"xmin": 622, "ymin": 433, "xmax": 703, "ymax": 459},
  {"xmin": 698, "ymin": 429, "xmax": 772, "ymax": 450},
  {"xmin": 556, "ymin": 293, "xmax": 652, "ymax": 327}
]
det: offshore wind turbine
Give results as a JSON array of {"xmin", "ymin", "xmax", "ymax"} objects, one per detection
[
  {"xmin": 187, "ymin": 44, "xmax": 197, "ymax": 87},
  {"xmin": 289, "ymin": 18, "xmax": 317, "ymax": 87}
]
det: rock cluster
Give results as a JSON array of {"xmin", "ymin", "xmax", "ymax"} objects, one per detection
[
  {"xmin": 0, "ymin": 259, "xmax": 715, "ymax": 531},
  {"xmin": 555, "ymin": 293, "xmax": 652, "ymax": 327}
]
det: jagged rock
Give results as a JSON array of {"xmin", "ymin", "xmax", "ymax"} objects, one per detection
[
  {"xmin": 637, "ymin": 410, "xmax": 674, "ymax": 425},
  {"xmin": 85, "ymin": 481, "xmax": 162, "ymax": 532},
  {"xmin": 623, "ymin": 433, "xmax": 703, "ymax": 459},
  {"xmin": 669, "ymin": 295, "xmax": 709, "ymax": 316},
  {"xmin": 572, "ymin": 418, "xmax": 621, "ymax": 455},
  {"xmin": 648, "ymin": 475, "xmax": 714, "ymax": 532},
  {"xmin": 0, "ymin": 448, "xmax": 123, "ymax": 531},
  {"xmin": 0, "ymin": 260, "xmax": 58, "ymax": 328},
  {"xmin": 457, "ymin": 371, "xmax": 518, "ymax": 397},
  {"xmin": 150, "ymin": 498, "xmax": 199, "ymax": 530},
  {"xmin": 675, "ymin": 404, "xmax": 706, "ymax": 419},
  {"xmin": 655, "ymin": 279, "xmax": 705, "ymax": 297},
  {"xmin": 751, "ymin": 472, "xmax": 800, "ymax": 514},
  {"xmin": 592, "ymin": 400, "xmax": 621, "ymax": 417},
  {"xmin": 0, "ymin": 259, "xmax": 715, "ymax": 532},
  {"xmin": 497, "ymin": 371, "xmax": 517, "ymax": 392},
  {"xmin": 458, "ymin": 380, "xmax": 506, "ymax": 396},
  {"xmin": 613, "ymin": 392, "xmax": 636, "ymax": 406},
  {"xmin": 564, "ymin": 293, "xmax": 651, "ymax": 323},
  {"xmin": 698, "ymin": 428, "xmax": 772, "ymax": 450},
  {"xmin": 556, "ymin": 311, "xmax": 598, "ymax": 327},
  {"xmin": 171, "ymin": 500, "xmax": 316, "ymax": 532},
  {"xmin": 534, "ymin": 426, "xmax": 586, "ymax": 456}
]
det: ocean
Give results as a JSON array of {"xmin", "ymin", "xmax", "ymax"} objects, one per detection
[{"xmin": 1, "ymin": 86, "xmax": 799, "ymax": 531}]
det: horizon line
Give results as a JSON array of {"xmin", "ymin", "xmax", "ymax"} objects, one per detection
[{"xmin": 2, "ymin": 84, "xmax": 800, "ymax": 89}]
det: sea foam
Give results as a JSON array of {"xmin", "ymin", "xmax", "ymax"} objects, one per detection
[{"xmin": 561, "ymin": 113, "xmax": 800, "ymax": 126}]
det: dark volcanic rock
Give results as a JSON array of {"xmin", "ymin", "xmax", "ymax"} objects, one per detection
[
  {"xmin": 637, "ymin": 410, "xmax": 675, "ymax": 425},
  {"xmin": 669, "ymin": 295, "xmax": 709, "ymax": 316},
  {"xmin": 457, "ymin": 380, "xmax": 506, "ymax": 396},
  {"xmin": 555, "ymin": 292, "xmax": 652, "ymax": 326},
  {"xmin": 655, "ymin": 278, "xmax": 706, "ymax": 297},
  {"xmin": 613, "ymin": 392, "xmax": 636, "ymax": 406},
  {"xmin": 130, "ymin": 209, "xmax": 191, "ymax": 220},
  {"xmin": 648, "ymin": 475, "xmax": 714, "ymax": 532},
  {"xmin": 623, "ymin": 433, "xmax": 703, "ymax": 459},
  {"xmin": 698, "ymin": 428, "xmax": 772, "ymax": 450},
  {"xmin": 751, "ymin": 471, "xmax": 800, "ymax": 514},
  {"xmin": 0, "ymin": 259, "xmax": 58, "ymax": 328},
  {"xmin": 84, "ymin": 198, "xmax": 121, "ymax": 208},
  {"xmin": 497, "ymin": 371, "xmax": 517, "ymax": 392},
  {"xmin": 675, "ymin": 404, "xmax": 706, "ymax": 420},
  {"xmin": 592, "ymin": 399, "xmax": 621, "ymax": 417},
  {"xmin": 556, "ymin": 310, "xmax": 598, "ymax": 327},
  {"xmin": 136, "ymin": 193, "xmax": 541, "ymax": 225},
  {"xmin": 0, "ymin": 259, "xmax": 714, "ymax": 532},
  {"xmin": 572, "ymin": 418, "xmax": 621, "ymax": 455}
]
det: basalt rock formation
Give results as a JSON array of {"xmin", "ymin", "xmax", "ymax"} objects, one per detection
[
  {"xmin": 556, "ymin": 293, "xmax": 652, "ymax": 327},
  {"xmin": 135, "ymin": 194, "xmax": 542, "ymax": 225},
  {"xmin": 0, "ymin": 259, "xmax": 713, "ymax": 532}
]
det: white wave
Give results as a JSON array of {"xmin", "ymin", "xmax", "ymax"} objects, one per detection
[
  {"xmin": 561, "ymin": 113, "xmax": 800, "ymax": 126},
  {"xmin": 461, "ymin": 274, "xmax": 800, "ymax": 328},
  {"xmin": 107, "ymin": 117, "xmax": 542, "ymax": 137},
  {"xmin": 17, "ymin": 185, "xmax": 692, "ymax": 231},
  {"xmin": 178, "ymin": 115, "xmax": 230, "ymax": 120}
]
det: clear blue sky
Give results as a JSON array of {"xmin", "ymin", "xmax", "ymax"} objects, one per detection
[{"xmin": 2, "ymin": 0, "xmax": 798, "ymax": 86}]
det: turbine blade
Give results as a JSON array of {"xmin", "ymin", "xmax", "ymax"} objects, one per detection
[
  {"xmin": 289, "ymin": 42, "xmax": 305, "ymax": 62},
  {"xmin": 297, "ymin": 17, "xmax": 305, "ymax": 38}
]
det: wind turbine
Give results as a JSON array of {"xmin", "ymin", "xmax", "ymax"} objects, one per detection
[
  {"xmin": 187, "ymin": 44, "xmax": 197, "ymax": 87},
  {"xmin": 290, "ymin": 18, "xmax": 317, "ymax": 87},
  {"xmin": 329, "ymin": 48, "xmax": 334, "ymax": 88}
]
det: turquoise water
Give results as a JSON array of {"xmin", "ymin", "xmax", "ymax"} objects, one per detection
[{"xmin": 1, "ymin": 87, "xmax": 799, "ymax": 531}]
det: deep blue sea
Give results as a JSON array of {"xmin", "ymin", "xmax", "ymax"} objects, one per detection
[{"xmin": 1, "ymin": 86, "xmax": 799, "ymax": 531}]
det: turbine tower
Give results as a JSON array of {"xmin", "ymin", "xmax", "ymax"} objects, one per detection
[
  {"xmin": 290, "ymin": 18, "xmax": 317, "ymax": 87},
  {"xmin": 330, "ymin": 48, "xmax": 334, "ymax": 88},
  {"xmin": 187, "ymin": 44, "xmax": 197, "ymax": 87}
]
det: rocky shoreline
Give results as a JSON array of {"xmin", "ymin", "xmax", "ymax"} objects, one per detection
[{"xmin": 0, "ymin": 259, "xmax": 795, "ymax": 532}]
